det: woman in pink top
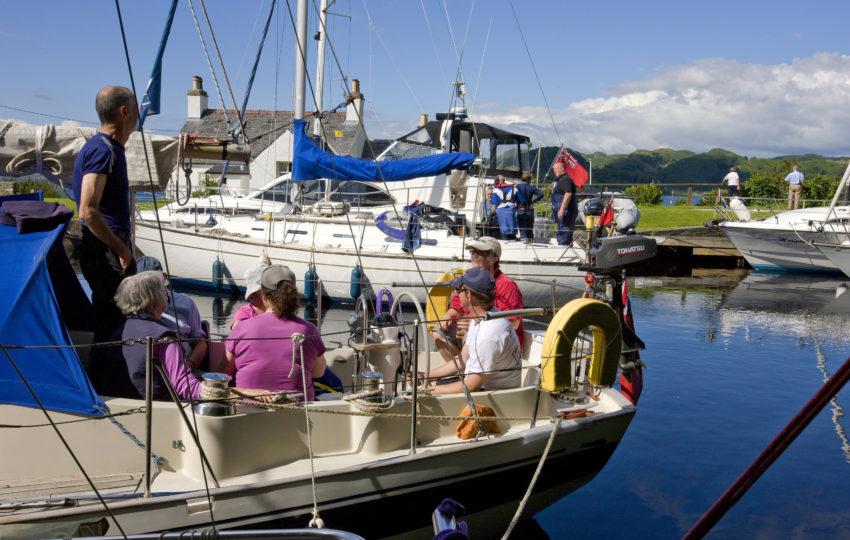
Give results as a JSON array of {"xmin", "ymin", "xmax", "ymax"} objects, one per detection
[{"xmin": 225, "ymin": 265, "xmax": 327, "ymax": 401}]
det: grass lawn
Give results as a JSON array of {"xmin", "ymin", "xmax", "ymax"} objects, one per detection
[{"xmin": 635, "ymin": 205, "xmax": 772, "ymax": 231}]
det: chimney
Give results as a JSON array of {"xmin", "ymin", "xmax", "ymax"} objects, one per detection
[
  {"xmin": 419, "ymin": 113, "xmax": 428, "ymax": 127},
  {"xmin": 345, "ymin": 78, "xmax": 364, "ymax": 123},
  {"xmin": 187, "ymin": 75, "xmax": 208, "ymax": 119}
]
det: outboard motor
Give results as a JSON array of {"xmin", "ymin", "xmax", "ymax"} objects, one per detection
[{"xmin": 588, "ymin": 235, "xmax": 657, "ymax": 270}]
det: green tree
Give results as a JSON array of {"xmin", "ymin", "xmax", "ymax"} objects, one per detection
[
  {"xmin": 192, "ymin": 176, "xmax": 220, "ymax": 198},
  {"xmin": 624, "ymin": 184, "xmax": 662, "ymax": 205},
  {"xmin": 802, "ymin": 174, "xmax": 840, "ymax": 203},
  {"xmin": 740, "ymin": 162, "xmax": 790, "ymax": 203}
]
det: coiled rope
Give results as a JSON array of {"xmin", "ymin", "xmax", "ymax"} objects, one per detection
[
  {"xmin": 343, "ymin": 388, "xmax": 394, "ymax": 413},
  {"xmin": 4, "ymin": 124, "xmax": 63, "ymax": 178}
]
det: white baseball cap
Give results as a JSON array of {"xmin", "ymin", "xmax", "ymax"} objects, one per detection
[{"xmin": 465, "ymin": 236, "xmax": 502, "ymax": 258}]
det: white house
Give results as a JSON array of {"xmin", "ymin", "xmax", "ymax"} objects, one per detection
[{"xmin": 177, "ymin": 75, "xmax": 367, "ymax": 193}]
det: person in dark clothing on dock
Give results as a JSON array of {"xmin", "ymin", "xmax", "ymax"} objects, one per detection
[
  {"xmin": 552, "ymin": 162, "xmax": 578, "ymax": 245},
  {"xmin": 515, "ymin": 171, "xmax": 544, "ymax": 243},
  {"xmin": 73, "ymin": 86, "xmax": 138, "ymax": 390}
]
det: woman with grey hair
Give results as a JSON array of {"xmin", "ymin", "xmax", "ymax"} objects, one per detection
[{"xmin": 112, "ymin": 271, "xmax": 202, "ymax": 401}]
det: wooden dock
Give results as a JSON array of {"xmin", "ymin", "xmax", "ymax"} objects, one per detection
[{"xmin": 633, "ymin": 226, "xmax": 745, "ymax": 275}]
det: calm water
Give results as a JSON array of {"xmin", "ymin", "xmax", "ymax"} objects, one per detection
[{"xmin": 180, "ymin": 273, "xmax": 850, "ymax": 538}]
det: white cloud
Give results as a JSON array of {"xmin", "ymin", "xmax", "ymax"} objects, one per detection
[{"xmin": 473, "ymin": 53, "xmax": 850, "ymax": 156}]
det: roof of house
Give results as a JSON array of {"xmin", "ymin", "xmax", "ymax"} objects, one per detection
[{"xmin": 180, "ymin": 110, "xmax": 364, "ymax": 159}]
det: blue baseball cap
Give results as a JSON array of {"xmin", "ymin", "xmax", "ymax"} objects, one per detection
[
  {"xmin": 449, "ymin": 267, "xmax": 495, "ymax": 294},
  {"xmin": 136, "ymin": 256, "xmax": 163, "ymax": 272}
]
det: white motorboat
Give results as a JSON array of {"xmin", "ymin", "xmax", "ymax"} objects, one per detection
[
  {"xmin": 719, "ymin": 161, "xmax": 850, "ymax": 273},
  {"xmin": 719, "ymin": 206, "xmax": 850, "ymax": 272},
  {"xmin": 0, "ymin": 199, "xmax": 652, "ymax": 539}
]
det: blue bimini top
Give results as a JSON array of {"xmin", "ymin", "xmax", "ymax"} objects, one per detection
[{"xmin": 0, "ymin": 197, "xmax": 104, "ymax": 416}]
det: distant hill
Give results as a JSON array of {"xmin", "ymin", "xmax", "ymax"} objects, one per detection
[{"xmin": 530, "ymin": 147, "xmax": 849, "ymax": 183}]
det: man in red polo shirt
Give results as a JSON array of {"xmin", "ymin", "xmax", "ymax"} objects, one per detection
[{"xmin": 432, "ymin": 236, "xmax": 525, "ymax": 364}]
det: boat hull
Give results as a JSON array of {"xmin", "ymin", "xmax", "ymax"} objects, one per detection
[
  {"xmin": 134, "ymin": 221, "xmax": 586, "ymax": 302},
  {"xmin": 720, "ymin": 223, "xmax": 840, "ymax": 273},
  {"xmin": 815, "ymin": 243, "xmax": 850, "ymax": 278},
  {"xmin": 0, "ymin": 407, "xmax": 633, "ymax": 539}
]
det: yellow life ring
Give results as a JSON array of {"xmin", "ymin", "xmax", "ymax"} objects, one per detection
[
  {"xmin": 540, "ymin": 298, "xmax": 622, "ymax": 392},
  {"xmin": 424, "ymin": 268, "xmax": 466, "ymax": 331}
]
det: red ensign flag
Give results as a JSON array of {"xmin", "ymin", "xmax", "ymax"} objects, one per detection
[{"xmin": 555, "ymin": 147, "xmax": 589, "ymax": 188}]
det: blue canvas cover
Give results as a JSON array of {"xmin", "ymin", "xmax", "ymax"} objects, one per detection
[
  {"xmin": 291, "ymin": 119, "xmax": 475, "ymax": 182},
  {"xmin": 0, "ymin": 210, "xmax": 104, "ymax": 416}
]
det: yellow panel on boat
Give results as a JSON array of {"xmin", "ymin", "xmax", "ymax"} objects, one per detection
[
  {"xmin": 540, "ymin": 298, "xmax": 622, "ymax": 392},
  {"xmin": 424, "ymin": 268, "xmax": 465, "ymax": 331}
]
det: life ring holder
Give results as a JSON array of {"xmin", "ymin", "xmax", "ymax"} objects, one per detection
[
  {"xmin": 424, "ymin": 268, "xmax": 466, "ymax": 332},
  {"xmin": 540, "ymin": 298, "xmax": 622, "ymax": 393}
]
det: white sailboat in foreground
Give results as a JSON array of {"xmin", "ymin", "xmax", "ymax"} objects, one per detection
[{"xmin": 0, "ymin": 197, "xmax": 653, "ymax": 538}]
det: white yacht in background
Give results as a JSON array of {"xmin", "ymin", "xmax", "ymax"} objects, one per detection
[{"xmin": 137, "ymin": 109, "xmax": 589, "ymax": 300}]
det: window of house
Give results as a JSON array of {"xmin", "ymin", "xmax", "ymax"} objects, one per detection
[{"xmin": 276, "ymin": 161, "xmax": 292, "ymax": 177}]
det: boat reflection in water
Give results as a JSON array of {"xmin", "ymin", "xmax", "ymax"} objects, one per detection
[{"xmin": 720, "ymin": 273, "xmax": 850, "ymax": 463}]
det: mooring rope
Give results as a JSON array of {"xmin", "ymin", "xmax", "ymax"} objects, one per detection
[{"xmin": 501, "ymin": 418, "xmax": 563, "ymax": 539}]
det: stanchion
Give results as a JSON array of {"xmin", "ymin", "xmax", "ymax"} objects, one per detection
[
  {"xmin": 144, "ymin": 336, "xmax": 153, "ymax": 498},
  {"xmin": 409, "ymin": 319, "xmax": 419, "ymax": 455}
]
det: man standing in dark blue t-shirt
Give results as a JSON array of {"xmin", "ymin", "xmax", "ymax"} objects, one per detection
[
  {"xmin": 72, "ymin": 86, "xmax": 138, "ymax": 358},
  {"xmin": 552, "ymin": 161, "xmax": 578, "ymax": 245}
]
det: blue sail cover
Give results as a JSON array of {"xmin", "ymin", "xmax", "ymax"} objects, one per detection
[
  {"xmin": 291, "ymin": 119, "xmax": 475, "ymax": 182},
  {"xmin": 0, "ymin": 214, "xmax": 104, "ymax": 416}
]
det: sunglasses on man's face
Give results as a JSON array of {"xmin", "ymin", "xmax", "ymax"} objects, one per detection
[
  {"xmin": 455, "ymin": 286, "xmax": 467, "ymax": 293},
  {"xmin": 470, "ymin": 249, "xmax": 493, "ymax": 257}
]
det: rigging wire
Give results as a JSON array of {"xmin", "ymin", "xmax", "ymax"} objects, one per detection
[
  {"xmin": 506, "ymin": 0, "xmax": 563, "ymax": 146},
  {"xmin": 359, "ymin": 0, "xmax": 425, "ymax": 113},
  {"xmin": 0, "ymin": 345, "xmax": 129, "ymax": 539},
  {"xmin": 197, "ymin": 0, "xmax": 248, "ymax": 139},
  {"xmin": 185, "ymin": 0, "xmax": 234, "ymax": 135},
  {"xmin": 418, "ymin": 0, "xmax": 447, "ymax": 83},
  {"xmin": 0, "ymin": 104, "xmax": 179, "ymax": 133},
  {"xmin": 233, "ymin": 0, "xmax": 268, "ymax": 84},
  {"xmin": 296, "ymin": 0, "xmax": 447, "ymax": 321},
  {"xmin": 113, "ymin": 0, "xmax": 219, "ymax": 529}
]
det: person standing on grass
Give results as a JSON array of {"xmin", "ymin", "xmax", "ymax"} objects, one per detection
[
  {"xmin": 722, "ymin": 166, "xmax": 740, "ymax": 197},
  {"xmin": 785, "ymin": 165, "xmax": 804, "ymax": 210}
]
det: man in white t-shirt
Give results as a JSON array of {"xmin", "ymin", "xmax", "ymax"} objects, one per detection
[
  {"xmin": 428, "ymin": 268, "xmax": 521, "ymax": 394},
  {"xmin": 722, "ymin": 166, "xmax": 740, "ymax": 197}
]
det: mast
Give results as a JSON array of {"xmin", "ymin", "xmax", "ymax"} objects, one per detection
[
  {"xmin": 313, "ymin": 0, "xmax": 330, "ymax": 136},
  {"xmin": 293, "ymin": 0, "xmax": 309, "ymax": 120}
]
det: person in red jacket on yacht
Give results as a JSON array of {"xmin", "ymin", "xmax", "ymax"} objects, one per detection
[{"xmin": 431, "ymin": 236, "xmax": 525, "ymax": 365}]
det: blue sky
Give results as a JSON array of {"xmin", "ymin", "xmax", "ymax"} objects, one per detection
[{"xmin": 3, "ymin": 1, "xmax": 850, "ymax": 155}]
